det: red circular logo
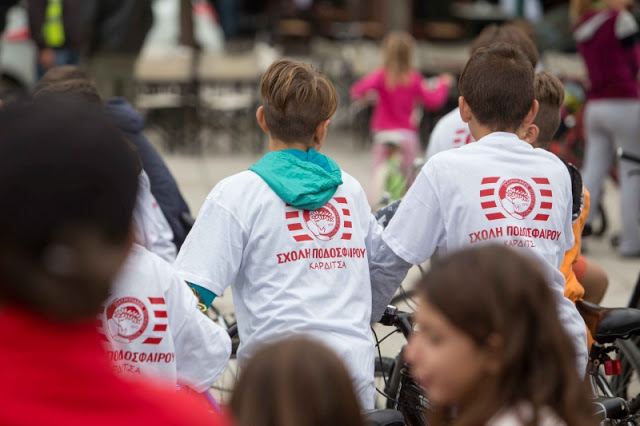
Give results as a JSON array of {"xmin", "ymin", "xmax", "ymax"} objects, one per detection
[
  {"xmin": 106, "ymin": 297, "xmax": 149, "ymax": 343},
  {"xmin": 498, "ymin": 179, "xmax": 536, "ymax": 220},
  {"xmin": 303, "ymin": 202, "xmax": 341, "ymax": 241}
]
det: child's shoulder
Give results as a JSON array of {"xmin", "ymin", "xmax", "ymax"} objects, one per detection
[{"xmin": 207, "ymin": 171, "xmax": 267, "ymax": 202}]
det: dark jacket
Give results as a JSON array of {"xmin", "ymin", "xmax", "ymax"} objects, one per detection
[
  {"xmin": 104, "ymin": 97, "xmax": 191, "ymax": 248},
  {"xmin": 28, "ymin": 0, "xmax": 89, "ymax": 50},
  {"xmin": 87, "ymin": 0, "xmax": 152, "ymax": 55}
]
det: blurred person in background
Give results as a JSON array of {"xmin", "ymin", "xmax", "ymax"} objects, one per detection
[
  {"xmin": 571, "ymin": 0, "xmax": 640, "ymax": 257},
  {"xmin": 85, "ymin": 0, "xmax": 153, "ymax": 101},
  {"xmin": 350, "ymin": 31, "xmax": 453, "ymax": 206},
  {"xmin": 27, "ymin": 0, "xmax": 87, "ymax": 79},
  {"xmin": 231, "ymin": 337, "xmax": 365, "ymax": 426},
  {"xmin": 35, "ymin": 65, "xmax": 193, "ymax": 251},
  {"xmin": 0, "ymin": 97, "xmax": 227, "ymax": 426}
]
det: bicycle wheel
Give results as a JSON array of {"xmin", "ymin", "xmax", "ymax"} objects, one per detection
[{"xmin": 610, "ymin": 337, "xmax": 640, "ymax": 414}]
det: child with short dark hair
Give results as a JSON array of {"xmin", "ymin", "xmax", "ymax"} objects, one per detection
[
  {"xmin": 405, "ymin": 245, "xmax": 597, "ymax": 426},
  {"xmin": 371, "ymin": 43, "xmax": 588, "ymax": 373},
  {"xmin": 0, "ymin": 98, "xmax": 227, "ymax": 425},
  {"xmin": 426, "ymin": 23, "xmax": 539, "ymax": 160},
  {"xmin": 175, "ymin": 58, "xmax": 383, "ymax": 409}
]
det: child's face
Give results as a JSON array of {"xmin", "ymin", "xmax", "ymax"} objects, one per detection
[{"xmin": 405, "ymin": 296, "xmax": 493, "ymax": 407}]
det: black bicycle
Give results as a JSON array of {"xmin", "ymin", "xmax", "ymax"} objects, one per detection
[
  {"xmin": 577, "ymin": 298, "xmax": 640, "ymax": 425},
  {"xmin": 374, "ymin": 305, "xmax": 428, "ymax": 426}
]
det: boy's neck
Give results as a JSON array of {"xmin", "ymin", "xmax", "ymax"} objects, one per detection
[
  {"xmin": 469, "ymin": 120, "xmax": 517, "ymax": 141},
  {"xmin": 269, "ymin": 138, "xmax": 311, "ymax": 152}
]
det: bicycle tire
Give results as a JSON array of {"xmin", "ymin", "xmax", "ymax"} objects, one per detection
[{"xmin": 610, "ymin": 337, "xmax": 640, "ymax": 414}]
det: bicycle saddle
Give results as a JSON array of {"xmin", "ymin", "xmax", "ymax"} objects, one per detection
[
  {"xmin": 592, "ymin": 396, "xmax": 630, "ymax": 420},
  {"xmin": 363, "ymin": 409, "xmax": 405, "ymax": 426},
  {"xmin": 577, "ymin": 301, "xmax": 640, "ymax": 343}
]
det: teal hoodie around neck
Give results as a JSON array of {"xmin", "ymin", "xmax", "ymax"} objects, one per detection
[{"xmin": 249, "ymin": 149, "xmax": 343, "ymax": 211}]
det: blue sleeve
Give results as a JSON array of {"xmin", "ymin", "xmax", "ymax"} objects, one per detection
[{"xmin": 188, "ymin": 282, "xmax": 216, "ymax": 308}]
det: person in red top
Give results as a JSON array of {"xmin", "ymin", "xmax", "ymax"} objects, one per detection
[{"xmin": 0, "ymin": 97, "xmax": 229, "ymax": 426}]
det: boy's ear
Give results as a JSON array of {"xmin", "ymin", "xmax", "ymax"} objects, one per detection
[
  {"xmin": 256, "ymin": 106, "xmax": 269, "ymax": 134},
  {"xmin": 520, "ymin": 124, "xmax": 540, "ymax": 145},
  {"xmin": 312, "ymin": 119, "xmax": 330, "ymax": 151},
  {"xmin": 458, "ymin": 96, "xmax": 473, "ymax": 123},
  {"xmin": 522, "ymin": 100, "xmax": 539, "ymax": 127}
]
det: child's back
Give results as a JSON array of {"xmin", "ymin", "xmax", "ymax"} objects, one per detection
[
  {"xmin": 386, "ymin": 134, "xmax": 586, "ymax": 364},
  {"xmin": 373, "ymin": 43, "xmax": 587, "ymax": 372},
  {"xmin": 100, "ymin": 243, "xmax": 231, "ymax": 392},
  {"xmin": 175, "ymin": 59, "xmax": 381, "ymax": 409}
]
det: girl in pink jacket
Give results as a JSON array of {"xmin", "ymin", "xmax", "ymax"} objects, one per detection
[{"xmin": 350, "ymin": 31, "xmax": 452, "ymax": 203}]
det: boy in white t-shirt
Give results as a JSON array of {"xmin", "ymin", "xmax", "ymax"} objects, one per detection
[
  {"xmin": 174, "ymin": 59, "xmax": 382, "ymax": 409},
  {"xmin": 371, "ymin": 43, "xmax": 588, "ymax": 373},
  {"xmin": 98, "ymin": 243, "xmax": 231, "ymax": 392},
  {"xmin": 425, "ymin": 23, "xmax": 539, "ymax": 161}
]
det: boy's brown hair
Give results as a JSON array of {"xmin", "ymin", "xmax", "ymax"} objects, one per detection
[
  {"xmin": 533, "ymin": 71, "xmax": 565, "ymax": 148},
  {"xmin": 459, "ymin": 43, "xmax": 535, "ymax": 132},
  {"xmin": 260, "ymin": 59, "xmax": 338, "ymax": 144},
  {"xmin": 470, "ymin": 23, "xmax": 539, "ymax": 68}
]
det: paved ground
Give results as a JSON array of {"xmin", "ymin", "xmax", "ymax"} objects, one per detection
[{"xmin": 152, "ymin": 123, "xmax": 639, "ymax": 403}]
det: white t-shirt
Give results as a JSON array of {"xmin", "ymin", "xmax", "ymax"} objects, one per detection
[
  {"xmin": 97, "ymin": 244, "xmax": 231, "ymax": 392},
  {"xmin": 385, "ymin": 132, "xmax": 587, "ymax": 372},
  {"xmin": 133, "ymin": 171, "xmax": 177, "ymax": 263},
  {"xmin": 174, "ymin": 170, "xmax": 382, "ymax": 409},
  {"xmin": 425, "ymin": 107, "xmax": 474, "ymax": 161},
  {"xmin": 488, "ymin": 404, "xmax": 566, "ymax": 426}
]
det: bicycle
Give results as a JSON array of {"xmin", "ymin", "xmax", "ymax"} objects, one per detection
[
  {"xmin": 596, "ymin": 270, "xmax": 640, "ymax": 413},
  {"xmin": 374, "ymin": 305, "xmax": 428, "ymax": 426},
  {"xmin": 577, "ymin": 298, "xmax": 640, "ymax": 425},
  {"xmin": 369, "ymin": 131, "xmax": 424, "ymax": 211}
]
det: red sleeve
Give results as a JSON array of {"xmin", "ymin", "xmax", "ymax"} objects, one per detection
[
  {"xmin": 415, "ymin": 73, "xmax": 451, "ymax": 111},
  {"xmin": 350, "ymin": 69, "xmax": 383, "ymax": 100}
]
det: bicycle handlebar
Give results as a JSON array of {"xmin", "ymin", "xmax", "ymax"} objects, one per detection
[{"xmin": 379, "ymin": 305, "xmax": 413, "ymax": 339}]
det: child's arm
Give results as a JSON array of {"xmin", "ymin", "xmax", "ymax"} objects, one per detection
[
  {"xmin": 168, "ymin": 270, "xmax": 232, "ymax": 392},
  {"xmin": 350, "ymin": 69, "xmax": 383, "ymax": 100},
  {"xmin": 615, "ymin": 10, "xmax": 640, "ymax": 79},
  {"xmin": 174, "ymin": 188, "xmax": 245, "ymax": 309},
  {"xmin": 416, "ymin": 73, "xmax": 452, "ymax": 112},
  {"xmin": 370, "ymin": 166, "xmax": 445, "ymax": 321}
]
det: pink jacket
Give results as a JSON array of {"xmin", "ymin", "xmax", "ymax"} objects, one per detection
[{"xmin": 350, "ymin": 68, "xmax": 450, "ymax": 132}]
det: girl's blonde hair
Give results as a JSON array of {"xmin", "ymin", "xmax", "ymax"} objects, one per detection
[
  {"xmin": 569, "ymin": 0, "xmax": 593, "ymax": 24},
  {"xmin": 382, "ymin": 31, "xmax": 415, "ymax": 88}
]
